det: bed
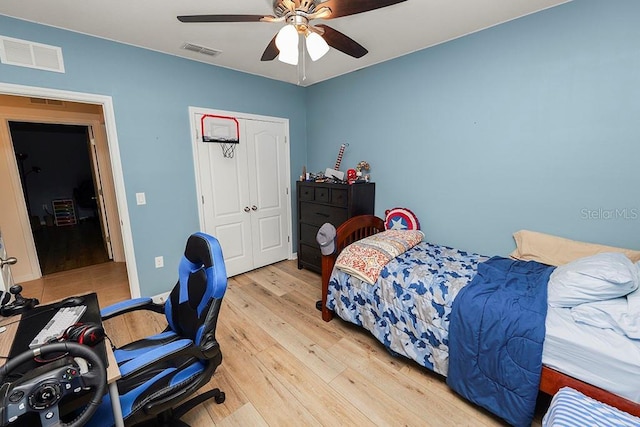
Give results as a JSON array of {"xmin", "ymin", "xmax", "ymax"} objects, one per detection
[
  {"xmin": 542, "ymin": 387, "xmax": 640, "ymax": 426},
  {"xmin": 319, "ymin": 215, "xmax": 640, "ymax": 424}
]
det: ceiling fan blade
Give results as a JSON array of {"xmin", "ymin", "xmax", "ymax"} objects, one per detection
[
  {"xmin": 315, "ymin": 24, "xmax": 368, "ymax": 58},
  {"xmin": 320, "ymin": 0, "xmax": 407, "ymax": 19},
  {"xmin": 177, "ymin": 14, "xmax": 274, "ymax": 23},
  {"xmin": 261, "ymin": 35, "xmax": 279, "ymax": 61}
]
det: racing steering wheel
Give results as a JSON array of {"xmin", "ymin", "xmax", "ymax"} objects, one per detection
[{"xmin": 0, "ymin": 342, "xmax": 106, "ymax": 427}]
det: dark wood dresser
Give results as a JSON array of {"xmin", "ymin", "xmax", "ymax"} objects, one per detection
[{"xmin": 296, "ymin": 181, "xmax": 375, "ymax": 273}]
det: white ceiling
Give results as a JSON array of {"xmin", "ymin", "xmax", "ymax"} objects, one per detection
[{"xmin": 0, "ymin": 0, "xmax": 570, "ymax": 87}]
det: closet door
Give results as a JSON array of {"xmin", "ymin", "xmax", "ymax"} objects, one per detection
[
  {"xmin": 196, "ymin": 119, "xmax": 254, "ymax": 276},
  {"xmin": 245, "ymin": 119, "xmax": 289, "ymax": 269},
  {"xmin": 194, "ymin": 112, "xmax": 290, "ymax": 277}
]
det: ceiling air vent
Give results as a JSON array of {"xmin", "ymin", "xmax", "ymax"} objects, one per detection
[
  {"xmin": 0, "ymin": 36, "xmax": 65, "ymax": 73},
  {"xmin": 181, "ymin": 43, "xmax": 222, "ymax": 58}
]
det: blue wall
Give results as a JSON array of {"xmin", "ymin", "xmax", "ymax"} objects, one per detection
[
  {"xmin": 0, "ymin": 14, "xmax": 307, "ymax": 296},
  {"xmin": 2, "ymin": 0, "xmax": 639, "ymax": 296},
  {"xmin": 307, "ymin": 0, "xmax": 640, "ymax": 256}
]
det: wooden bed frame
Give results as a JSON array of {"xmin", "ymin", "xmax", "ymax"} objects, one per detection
[{"xmin": 319, "ymin": 215, "xmax": 640, "ymax": 417}]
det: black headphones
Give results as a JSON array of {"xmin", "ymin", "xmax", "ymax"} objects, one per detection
[{"xmin": 60, "ymin": 322, "xmax": 105, "ymax": 347}]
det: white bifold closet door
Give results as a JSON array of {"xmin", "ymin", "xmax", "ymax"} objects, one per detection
[{"xmin": 193, "ymin": 112, "xmax": 290, "ymax": 277}]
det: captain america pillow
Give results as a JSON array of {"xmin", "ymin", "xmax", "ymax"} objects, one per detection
[{"xmin": 384, "ymin": 207, "xmax": 420, "ymax": 231}]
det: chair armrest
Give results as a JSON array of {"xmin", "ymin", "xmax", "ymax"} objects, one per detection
[
  {"xmin": 100, "ymin": 297, "xmax": 165, "ymax": 320},
  {"xmin": 118, "ymin": 339, "xmax": 194, "ymax": 378}
]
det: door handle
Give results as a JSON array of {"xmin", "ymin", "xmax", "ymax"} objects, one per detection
[
  {"xmin": 251, "ymin": 205, "xmax": 257, "ymax": 211},
  {"xmin": 0, "ymin": 257, "xmax": 17, "ymax": 268},
  {"xmin": 244, "ymin": 207, "xmax": 250, "ymax": 212}
]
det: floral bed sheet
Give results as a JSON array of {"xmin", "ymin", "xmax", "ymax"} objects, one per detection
[{"xmin": 326, "ymin": 242, "xmax": 488, "ymax": 375}]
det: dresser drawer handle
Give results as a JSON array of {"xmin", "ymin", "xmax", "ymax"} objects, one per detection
[{"xmin": 315, "ymin": 212, "xmax": 330, "ymax": 217}]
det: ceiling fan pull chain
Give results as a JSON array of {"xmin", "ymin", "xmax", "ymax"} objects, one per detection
[{"xmin": 302, "ymin": 37, "xmax": 307, "ymax": 81}]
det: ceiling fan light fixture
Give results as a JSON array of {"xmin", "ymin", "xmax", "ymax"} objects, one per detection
[
  {"xmin": 275, "ymin": 24, "xmax": 298, "ymax": 51},
  {"xmin": 305, "ymin": 31, "xmax": 330, "ymax": 61},
  {"xmin": 275, "ymin": 24, "xmax": 299, "ymax": 65},
  {"xmin": 278, "ymin": 48, "xmax": 299, "ymax": 65}
]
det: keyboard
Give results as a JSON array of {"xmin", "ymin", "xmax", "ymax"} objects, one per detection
[{"xmin": 29, "ymin": 305, "xmax": 87, "ymax": 349}]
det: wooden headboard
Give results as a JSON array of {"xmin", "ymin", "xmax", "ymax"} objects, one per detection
[{"xmin": 320, "ymin": 215, "xmax": 384, "ymax": 322}]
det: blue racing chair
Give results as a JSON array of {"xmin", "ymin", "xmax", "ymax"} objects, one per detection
[{"xmin": 87, "ymin": 232, "xmax": 227, "ymax": 427}]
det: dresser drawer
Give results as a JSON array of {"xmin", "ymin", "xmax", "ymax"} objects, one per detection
[
  {"xmin": 299, "ymin": 243, "xmax": 322, "ymax": 268},
  {"xmin": 300, "ymin": 202, "xmax": 348, "ymax": 227},
  {"xmin": 315, "ymin": 187, "xmax": 329, "ymax": 203},
  {"xmin": 299, "ymin": 223, "xmax": 320, "ymax": 245},
  {"xmin": 299, "ymin": 185, "xmax": 314, "ymax": 201},
  {"xmin": 331, "ymin": 188, "xmax": 348, "ymax": 207}
]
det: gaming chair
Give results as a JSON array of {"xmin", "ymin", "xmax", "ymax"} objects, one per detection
[{"xmin": 86, "ymin": 232, "xmax": 227, "ymax": 427}]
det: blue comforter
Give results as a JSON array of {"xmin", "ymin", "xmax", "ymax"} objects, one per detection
[{"xmin": 447, "ymin": 257, "xmax": 555, "ymax": 427}]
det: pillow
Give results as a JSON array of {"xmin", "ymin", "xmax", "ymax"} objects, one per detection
[
  {"xmin": 384, "ymin": 207, "xmax": 420, "ymax": 230},
  {"xmin": 335, "ymin": 230, "xmax": 424, "ymax": 284},
  {"xmin": 571, "ymin": 296, "xmax": 640, "ymax": 339},
  {"xmin": 628, "ymin": 265, "xmax": 640, "ymax": 313},
  {"xmin": 548, "ymin": 252, "xmax": 639, "ymax": 307},
  {"xmin": 510, "ymin": 230, "xmax": 640, "ymax": 266}
]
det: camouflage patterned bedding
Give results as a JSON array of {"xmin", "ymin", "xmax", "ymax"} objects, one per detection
[{"xmin": 326, "ymin": 242, "xmax": 488, "ymax": 375}]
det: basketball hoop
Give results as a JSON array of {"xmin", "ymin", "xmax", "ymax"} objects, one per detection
[
  {"xmin": 220, "ymin": 141, "xmax": 238, "ymax": 158},
  {"xmin": 201, "ymin": 114, "xmax": 240, "ymax": 159}
]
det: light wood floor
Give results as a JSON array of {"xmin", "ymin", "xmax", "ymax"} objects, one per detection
[
  {"xmin": 22, "ymin": 260, "xmax": 548, "ymax": 426},
  {"xmin": 21, "ymin": 261, "xmax": 129, "ymax": 307}
]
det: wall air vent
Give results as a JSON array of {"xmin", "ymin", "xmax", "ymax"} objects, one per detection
[
  {"xmin": 0, "ymin": 36, "xmax": 65, "ymax": 73},
  {"xmin": 181, "ymin": 43, "xmax": 222, "ymax": 58},
  {"xmin": 29, "ymin": 97, "xmax": 65, "ymax": 107}
]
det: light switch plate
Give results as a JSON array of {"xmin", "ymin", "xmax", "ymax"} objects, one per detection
[{"xmin": 136, "ymin": 192, "xmax": 146, "ymax": 205}]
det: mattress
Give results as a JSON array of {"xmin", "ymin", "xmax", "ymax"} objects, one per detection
[
  {"xmin": 542, "ymin": 387, "xmax": 640, "ymax": 427},
  {"xmin": 326, "ymin": 242, "xmax": 488, "ymax": 375},
  {"xmin": 543, "ymin": 306, "xmax": 640, "ymax": 403}
]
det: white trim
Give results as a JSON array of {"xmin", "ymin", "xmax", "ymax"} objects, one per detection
[
  {"xmin": 0, "ymin": 82, "xmax": 140, "ymax": 298},
  {"xmin": 188, "ymin": 106, "xmax": 293, "ymax": 262}
]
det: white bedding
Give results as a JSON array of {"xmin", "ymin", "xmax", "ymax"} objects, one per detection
[{"xmin": 543, "ymin": 306, "xmax": 640, "ymax": 403}]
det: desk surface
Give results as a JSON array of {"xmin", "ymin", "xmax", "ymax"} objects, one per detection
[{"xmin": 0, "ymin": 298, "xmax": 120, "ymax": 384}]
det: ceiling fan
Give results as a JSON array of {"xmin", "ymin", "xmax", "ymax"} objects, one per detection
[{"xmin": 178, "ymin": 0, "xmax": 407, "ymax": 65}]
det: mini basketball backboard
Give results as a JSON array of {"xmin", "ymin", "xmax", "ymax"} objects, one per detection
[{"xmin": 201, "ymin": 114, "xmax": 239, "ymax": 158}]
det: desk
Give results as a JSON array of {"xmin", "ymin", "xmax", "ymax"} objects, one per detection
[{"xmin": 0, "ymin": 294, "xmax": 124, "ymax": 427}]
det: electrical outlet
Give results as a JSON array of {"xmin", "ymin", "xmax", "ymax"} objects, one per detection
[
  {"xmin": 154, "ymin": 256, "xmax": 164, "ymax": 268},
  {"xmin": 136, "ymin": 192, "xmax": 146, "ymax": 205}
]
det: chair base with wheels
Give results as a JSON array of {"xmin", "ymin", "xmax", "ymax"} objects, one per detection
[{"xmin": 134, "ymin": 388, "xmax": 225, "ymax": 427}]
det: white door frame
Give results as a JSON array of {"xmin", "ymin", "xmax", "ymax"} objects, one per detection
[
  {"xmin": 0, "ymin": 82, "xmax": 140, "ymax": 298},
  {"xmin": 189, "ymin": 106, "xmax": 293, "ymax": 261}
]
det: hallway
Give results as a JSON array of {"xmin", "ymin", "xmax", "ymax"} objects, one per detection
[{"xmin": 33, "ymin": 218, "xmax": 109, "ymax": 275}]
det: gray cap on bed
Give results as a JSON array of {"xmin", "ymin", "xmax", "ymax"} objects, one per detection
[{"xmin": 316, "ymin": 223, "xmax": 337, "ymax": 255}]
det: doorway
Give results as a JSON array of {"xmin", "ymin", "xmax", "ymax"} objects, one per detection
[
  {"xmin": 9, "ymin": 121, "xmax": 111, "ymax": 275},
  {"xmin": 0, "ymin": 90, "xmax": 136, "ymax": 299}
]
